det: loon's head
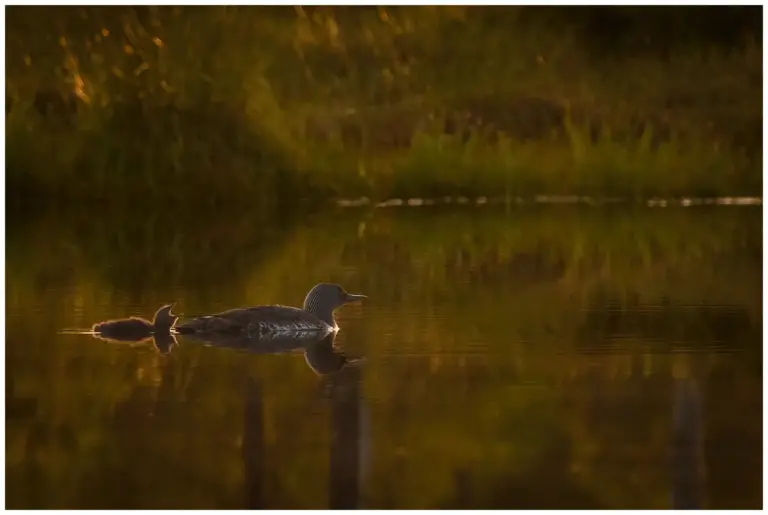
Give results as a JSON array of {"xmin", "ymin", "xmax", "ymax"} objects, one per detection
[
  {"xmin": 303, "ymin": 283, "xmax": 366, "ymax": 326},
  {"xmin": 153, "ymin": 303, "xmax": 180, "ymax": 333}
]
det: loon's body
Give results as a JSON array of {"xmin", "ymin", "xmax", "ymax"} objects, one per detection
[
  {"xmin": 177, "ymin": 305, "xmax": 334, "ymax": 337},
  {"xmin": 175, "ymin": 283, "xmax": 366, "ymax": 337},
  {"xmin": 92, "ymin": 303, "xmax": 179, "ymax": 341},
  {"xmin": 179, "ymin": 328, "xmax": 327, "ymax": 356}
]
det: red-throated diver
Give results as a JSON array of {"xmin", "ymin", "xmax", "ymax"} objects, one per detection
[
  {"xmin": 92, "ymin": 303, "xmax": 179, "ymax": 340},
  {"xmin": 174, "ymin": 283, "xmax": 366, "ymax": 337}
]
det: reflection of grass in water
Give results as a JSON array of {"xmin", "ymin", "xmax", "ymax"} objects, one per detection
[
  {"xmin": 562, "ymin": 351, "xmax": 762, "ymax": 509},
  {"xmin": 244, "ymin": 206, "xmax": 761, "ymax": 304},
  {"xmin": 7, "ymin": 206, "xmax": 760, "ymax": 314},
  {"xmin": 7, "ymin": 207, "xmax": 761, "ymax": 358},
  {"xmin": 5, "ymin": 206, "xmax": 762, "ymax": 508},
  {"xmin": 6, "ymin": 336, "xmax": 164, "ymax": 508},
  {"xmin": 6, "ymin": 205, "xmax": 309, "ymax": 305},
  {"xmin": 5, "ymin": 332, "xmax": 331, "ymax": 508},
  {"xmin": 364, "ymin": 358, "xmax": 565, "ymax": 508}
]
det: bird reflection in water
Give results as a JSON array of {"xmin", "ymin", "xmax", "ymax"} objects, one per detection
[
  {"xmin": 227, "ymin": 331, "xmax": 368, "ymax": 509},
  {"xmin": 92, "ymin": 331, "xmax": 179, "ymax": 355},
  {"xmin": 176, "ymin": 326, "xmax": 365, "ymax": 376},
  {"xmin": 302, "ymin": 334, "xmax": 370, "ymax": 509},
  {"xmin": 305, "ymin": 333, "xmax": 366, "ymax": 377}
]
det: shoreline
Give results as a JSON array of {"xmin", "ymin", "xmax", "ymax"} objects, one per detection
[{"xmin": 336, "ymin": 195, "xmax": 763, "ymax": 208}]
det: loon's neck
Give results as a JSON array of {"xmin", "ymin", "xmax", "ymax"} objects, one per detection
[
  {"xmin": 303, "ymin": 293, "xmax": 337, "ymax": 327},
  {"xmin": 305, "ymin": 305, "xmax": 336, "ymax": 328}
]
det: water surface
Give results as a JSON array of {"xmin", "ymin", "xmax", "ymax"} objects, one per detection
[{"xmin": 6, "ymin": 205, "xmax": 762, "ymax": 509}]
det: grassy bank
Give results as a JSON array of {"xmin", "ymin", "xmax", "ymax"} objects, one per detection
[{"xmin": 6, "ymin": 6, "xmax": 762, "ymax": 204}]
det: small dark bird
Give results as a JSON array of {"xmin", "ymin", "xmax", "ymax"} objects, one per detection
[
  {"xmin": 92, "ymin": 303, "xmax": 179, "ymax": 341},
  {"xmin": 175, "ymin": 283, "xmax": 366, "ymax": 337}
]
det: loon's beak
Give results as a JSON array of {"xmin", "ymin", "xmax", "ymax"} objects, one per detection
[{"xmin": 344, "ymin": 293, "xmax": 367, "ymax": 304}]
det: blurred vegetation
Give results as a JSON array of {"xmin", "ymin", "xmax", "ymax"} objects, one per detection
[
  {"xmin": 6, "ymin": 206, "xmax": 762, "ymax": 508},
  {"xmin": 6, "ymin": 6, "xmax": 762, "ymax": 204}
]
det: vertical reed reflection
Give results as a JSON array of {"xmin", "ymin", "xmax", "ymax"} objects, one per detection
[
  {"xmin": 328, "ymin": 365, "xmax": 363, "ymax": 509},
  {"xmin": 670, "ymin": 377, "xmax": 705, "ymax": 509},
  {"xmin": 243, "ymin": 376, "xmax": 265, "ymax": 509}
]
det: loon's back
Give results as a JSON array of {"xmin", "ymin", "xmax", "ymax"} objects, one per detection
[{"xmin": 175, "ymin": 305, "xmax": 334, "ymax": 337}]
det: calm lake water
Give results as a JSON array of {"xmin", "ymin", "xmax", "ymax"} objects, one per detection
[{"xmin": 6, "ymin": 205, "xmax": 762, "ymax": 509}]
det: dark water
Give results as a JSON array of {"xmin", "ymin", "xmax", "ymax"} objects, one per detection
[{"xmin": 6, "ymin": 205, "xmax": 762, "ymax": 509}]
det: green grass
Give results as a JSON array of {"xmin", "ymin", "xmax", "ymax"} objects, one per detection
[
  {"xmin": 384, "ymin": 123, "xmax": 756, "ymax": 199},
  {"xmin": 6, "ymin": 6, "xmax": 762, "ymax": 204}
]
